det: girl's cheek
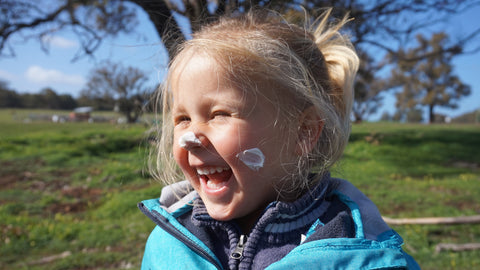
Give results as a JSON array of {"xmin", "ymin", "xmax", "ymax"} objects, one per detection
[
  {"xmin": 174, "ymin": 148, "xmax": 198, "ymax": 182},
  {"xmin": 173, "ymin": 146, "xmax": 188, "ymax": 169}
]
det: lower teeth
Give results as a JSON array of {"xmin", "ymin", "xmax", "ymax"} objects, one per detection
[{"xmin": 206, "ymin": 180, "xmax": 226, "ymax": 189}]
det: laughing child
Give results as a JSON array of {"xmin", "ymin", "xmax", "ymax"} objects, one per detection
[{"xmin": 139, "ymin": 9, "xmax": 420, "ymax": 270}]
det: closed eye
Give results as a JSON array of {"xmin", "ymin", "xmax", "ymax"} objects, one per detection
[
  {"xmin": 211, "ymin": 111, "xmax": 231, "ymax": 119},
  {"xmin": 174, "ymin": 115, "xmax": 191, "ymax": 125}
]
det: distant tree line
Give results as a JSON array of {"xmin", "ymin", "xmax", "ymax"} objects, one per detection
[
  {"xmin": 0, "ymin": 79, "xmax": 155, "ymax": 114},
  {"xmin": 0, "ymin": 82, "xmax": 78, "ymax": 110},
  {"xmin": 379, "ymin": 108, "xmax": 480, "ymax": 124},
  {"xmin": 0, "ymin": 60, "xmax": 156, "ymax": 123}
]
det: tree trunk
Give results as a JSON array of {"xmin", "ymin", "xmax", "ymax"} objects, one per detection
[
  {"xmin": 353, "ymin": 111, "xmax": 363, "ymax": 123},
  {"xmin": 129, "ymin": 0, "xmax": 185, "ymax": 61},
  {"xmin": 428, "ymin": 104, "xmax": 435, "ymax": 123}
]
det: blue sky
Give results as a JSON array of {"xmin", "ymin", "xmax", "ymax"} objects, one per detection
[{"xmin": 0, "ymin": 5, "xmax": 478, "ymax": 121}]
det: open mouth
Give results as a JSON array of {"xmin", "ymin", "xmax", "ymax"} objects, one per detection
[{"xmin": 196, "ymin": 167, "xmax": 233, "ymax": 190}]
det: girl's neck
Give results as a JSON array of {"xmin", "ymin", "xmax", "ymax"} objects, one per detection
[{"xmin": 235, "ymin": 207, "xmax": 266, "ymax": 234}]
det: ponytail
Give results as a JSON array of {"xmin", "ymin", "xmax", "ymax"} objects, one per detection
[{"xmin": 313, "ymin": 8, "xmax": 359, "ymax": 120}]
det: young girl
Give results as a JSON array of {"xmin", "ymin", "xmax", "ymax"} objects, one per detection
[{"xmin": 139, "ymin": 9, "xmax": 419, "ymax": 270}]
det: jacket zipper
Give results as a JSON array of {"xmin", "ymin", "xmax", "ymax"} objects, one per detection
[
  {"xmin": 138, "ymin": 202, "xmax": 223, "ymax": 270},
  {"xmin": 230, "ymin": 234, "xmax": 247, "ymax": 260}
]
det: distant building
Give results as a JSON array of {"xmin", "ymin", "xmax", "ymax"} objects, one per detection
[
  {"xmin": 70, "ymin": 107, "xmax": 93, "ymax": 121},
  {"xmin": 433, "ymin": 113, "xmax": 447, "ymax": 123}
]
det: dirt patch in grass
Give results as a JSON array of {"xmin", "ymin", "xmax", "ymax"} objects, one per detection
[
  {"xmin": 0, "ymin": 160, "xmax": 105, "ymax": 214},
  {"xmin": 0, "ymin": 159, "xmax": 79, "ymax": 190},
  {"xmin": 47, "ymin": 201, "xmax": 89, "ymax": 214},
  {"xmin": 46, "ymin": 186, "xmax": 104, "ymax": 214},
  {"xmin": 0, "ymin": 160, "xmax": 46, "ymax": 190},
  {"xmin": 0, "ymin": 174, "xmax": 22, "ymax": 190},
  {"xmin": 446, "ymin": 200, "xmax": 480, "ymax": 212}
]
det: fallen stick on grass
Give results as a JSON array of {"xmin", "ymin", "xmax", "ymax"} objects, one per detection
[
  {"xmin": 435, "ymin": 243, "xmax": 480, "ymax": 253},
  {"xmin": 382, "ymin": 215, "xmax": 480, "ymax": 225},
  {"xmin": 28, "ymin": 251, "xmax": 72, "ymax": 265}
]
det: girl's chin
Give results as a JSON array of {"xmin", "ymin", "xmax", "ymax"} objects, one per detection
[{"xmin": 203, "ymin": 204, "xmax": 237, "ymax": 221}]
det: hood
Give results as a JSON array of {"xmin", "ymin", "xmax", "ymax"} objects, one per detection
[
  {"xmin": 158, "ymin": 180, "xmax": 198, "ymax": 213},
  {"xmin": 334, "ymin": 178, "xmax": 391, "ymax": 240}
]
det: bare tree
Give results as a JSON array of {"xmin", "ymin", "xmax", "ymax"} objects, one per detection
[{"xmin": 81, "ymin": 61, "xmax": 151, "ymax": 123}]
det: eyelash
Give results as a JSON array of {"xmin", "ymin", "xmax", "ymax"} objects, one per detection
[
  {"xmin": 174, "ymin": 115, "xmax": 190, "ymax": 125},
  {"xmin": 211, "ymin": 111, "xmax": 230, "ymax": 118},
  {"xmin": 174, "ymin": 111, "xmax": 231, "ymax": 125}
]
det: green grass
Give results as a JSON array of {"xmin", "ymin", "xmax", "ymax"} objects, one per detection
[
  {"xmin": 0, "ymin": 109, "xmax": 158, "ymax": 269},
  {"xmin": 333, "ymin": 122, "xmax": 480, "ymax": 269},
  {"xmin": 1, "ymin": 110, "xmax": 479, "ymax": 269}
]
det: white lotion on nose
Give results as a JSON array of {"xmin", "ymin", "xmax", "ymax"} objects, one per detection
[
  {"xmin": 236, "ymin": 148, "xmax": 265, "ymax": 171},
  {"xmin": 179, "ymin": 131, "xmax": 202, "ymax": 149}
]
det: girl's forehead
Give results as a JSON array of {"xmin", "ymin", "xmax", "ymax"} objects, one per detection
[
  {"xmin": 169, "ymin": 51, "xmax": 292, "ymax": 113},
  {"xmin": 170, "ymin": 53, "xmax": 227, "ymax": 90},
  {"xmin": 173, "ymin": 53, "xmax": 217, "ymax": 77},
  {"xmin": 170, "ymin": 55, "xmax": 245, "ymax": 101}
]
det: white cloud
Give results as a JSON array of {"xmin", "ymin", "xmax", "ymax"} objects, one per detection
[
  {"xmin": 42, "ymin": 35, "xmax": 78, "ymax": 49},
  {"xmin": 0, "ymin": 69, "xmax": 18, "ymax": 81},
  {"xmin": 25, "ymin": 65, "xmax": 85, "ymax": 86}
]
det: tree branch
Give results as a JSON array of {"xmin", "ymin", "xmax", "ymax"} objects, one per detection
[{"xmin": 0, "ymin": 2, "xmax": 69, "ymax": 56}]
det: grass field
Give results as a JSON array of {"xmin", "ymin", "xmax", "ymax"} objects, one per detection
[{"xmin": 1, "ymin": 109, "xmax": 479, "ymax": 269}]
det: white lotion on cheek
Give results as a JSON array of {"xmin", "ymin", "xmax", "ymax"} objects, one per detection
[
  {"xmin": 236, "ymin": 148, "xmax": 265, "ymax": 171},
  {"xmin": 178, "ymin": 131, "xmax": 202, "ymax": 149}
]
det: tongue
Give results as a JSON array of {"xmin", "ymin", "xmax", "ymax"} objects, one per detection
[{"xmin": 207, "ymin": 169, "xmax": 232, "ymax": 184}]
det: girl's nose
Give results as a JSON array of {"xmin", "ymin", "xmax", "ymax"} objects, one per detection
[{"xmin": 179, "ymin": 131, "xmax": 206, "ymax": 151}]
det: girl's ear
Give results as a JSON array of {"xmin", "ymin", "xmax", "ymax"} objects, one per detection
[{"xmin": 295, "ymin": 106, "xmax": 323, "ymax": 156}]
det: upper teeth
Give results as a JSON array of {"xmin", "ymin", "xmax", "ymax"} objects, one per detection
[{"xmin": 196, "ymin": 167, "xmax": 229, "ymax": 175}]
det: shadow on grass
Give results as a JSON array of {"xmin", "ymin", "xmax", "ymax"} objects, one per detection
[{"xmin": 348, "ymin": 126, "xmax": 480, "ymax": 178}]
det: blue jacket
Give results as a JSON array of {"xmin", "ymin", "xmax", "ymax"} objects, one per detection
[{"xmin": 138, "ymin": 179, "xmax": 420, "ymax": 269}]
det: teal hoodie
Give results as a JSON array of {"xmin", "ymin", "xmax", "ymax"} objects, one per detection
[{"xmin": 138, "ymin": 179, "xmax": 420, "ymax": 269}]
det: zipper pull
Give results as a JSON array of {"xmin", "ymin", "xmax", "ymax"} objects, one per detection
[{"xmin": 230, "ymin": 234, "xmax": 247, "ymax": 260}]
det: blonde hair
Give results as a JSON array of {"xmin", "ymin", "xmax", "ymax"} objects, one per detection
[{"xmin": 149, "ymin": 8, "xmax": 359, "ymax": 197}]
